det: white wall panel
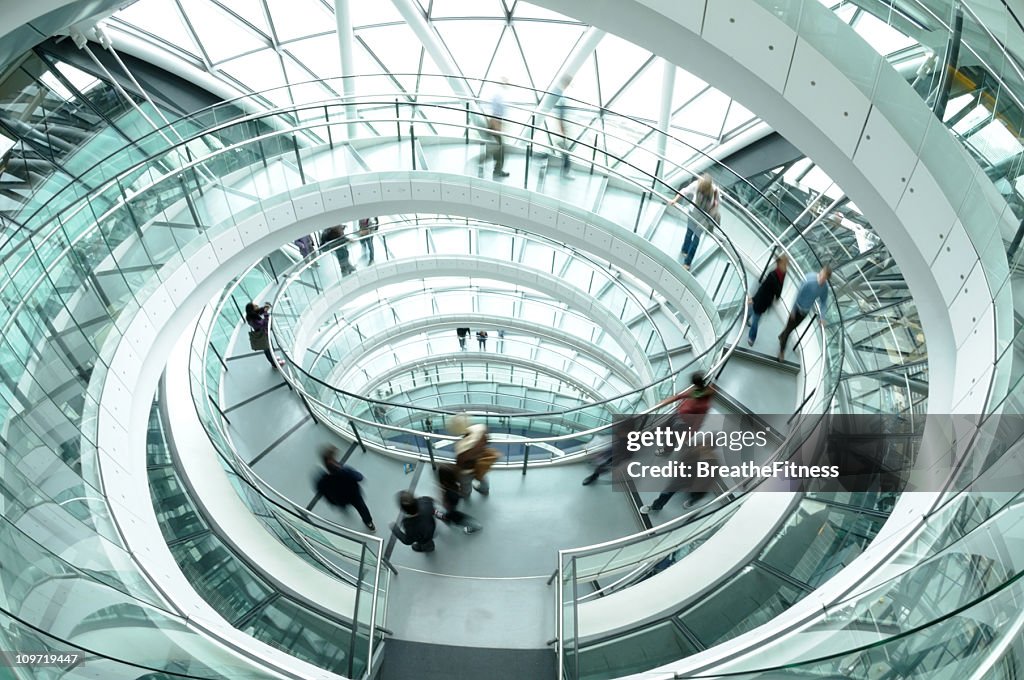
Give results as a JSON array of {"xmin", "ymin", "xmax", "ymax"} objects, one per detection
[
  {"xmin": 896, "ymin": 166, "xmax": 958, "ymax": 264},
  {"xmin": 642, "ymin": 0, "xmax": 705, "ymax": 34},
  {"xmin": 350, "ymin": 179, "xmax": 382, "ymax": 204},
  {"xmin": 931, "ymin": 235, "xmax": 977, "ymax": 303},
  {"xmin": 411, "ymin": 178, "xmax": 442, "ymax": 201},
  {"xmin": 291, "ymin": 190, "xmax": 324, "ymax": 220},
  {"xmin": 783, "ymin": 38, "xmax": 871, "ymax": 158},
  {"xmin": 703, "ymin": 0, "xmax": 796, "ymax": 94},
  {"xmin": 853, "ymin": 107, "xmax": 914, "ymax": 209},
  {"xmin": 321, "ymin": 184, "xmax": 353, "ymax": 210},
  {"xmin": 379, "ymin": 179, "xmax": 411, "ymax": 202},
  {"xmin": 262, "ymin": 201, "xmax": 296, "ymax": 232}
]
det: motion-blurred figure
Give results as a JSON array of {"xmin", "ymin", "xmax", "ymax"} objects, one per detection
[
  {"xmin": 391, "ymin": 491, "xmax": 436, "ymax": 552},
  {"xmin": 485, "ymin": 78, "xmax": 510, "ymax": 178},
  {"xmin": 748, "ymin": 254, "xmax": 788, "ymax": 346},
  {"xmin": 668, "ymin": 173, "xmax": 720, "ymax": 270},
  {"xmin": 778, "ymin": 265, "xmax": 831, "ymax": 362},
  {"xmin": 316, "ymin": 445, "xmax": 375, "ymax": 531},
  {"xmin": 450, "ymin": 413, "xmax": 501, "ymax": 496},
  {"xmin": 436, "ymin": 463, "xmax": 480, "ymax": 534}
]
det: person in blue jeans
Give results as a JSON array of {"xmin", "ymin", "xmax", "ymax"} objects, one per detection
[
  {"xmin": 668, "ymin": 173, "xmax": 720, "ymax": 270},
  {"xmin": 748, "ymin": 254, "xmax": 789, "ymax": 346},
  {"xmin": 778, "ymin": 265, "xmax": 831, "ymax": 361}
]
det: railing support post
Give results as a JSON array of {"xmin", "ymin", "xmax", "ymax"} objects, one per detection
[{"xmin": 349, "ymin": 419, "xmax": 367, "ymax": 452}]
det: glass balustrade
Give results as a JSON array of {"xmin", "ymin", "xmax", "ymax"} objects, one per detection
[
  {"xmin": 186, "ymin": 263, "xmax": 389, "ymax": 673},
  {"xmin": 146, "ymin": 397, "xmax": 380, "ymax": 677}
]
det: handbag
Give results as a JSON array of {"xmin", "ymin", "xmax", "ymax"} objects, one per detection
[{"xmin": 249, "ymin": 330, "xmax": 270, "ymax": 351}]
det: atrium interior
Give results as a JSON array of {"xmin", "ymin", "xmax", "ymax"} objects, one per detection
[{"xmin": 0, "ymin": 0, "xmax": 1022, "ymax": 678}]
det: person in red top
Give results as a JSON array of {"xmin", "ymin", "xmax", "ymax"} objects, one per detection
[
  {"xmin": 658, "ymin": 372, "xmax": 716, "ymax": 441},
  {"xmin": 641, "ymin": 373, "xmax": 718, "ymax": 514}
]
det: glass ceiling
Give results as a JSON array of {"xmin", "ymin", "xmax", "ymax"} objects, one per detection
[{"xmin": 107, "ymin": 0, "xmax": 760, "ymax": 156}]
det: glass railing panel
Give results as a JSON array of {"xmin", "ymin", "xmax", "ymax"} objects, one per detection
[
  {"xmin": 681, "ymin": 563, "xmax": 808, "ymax": 648},
  {"xmin": 577, "ymin": 619, "xmax": 699, "ymax": 680}
]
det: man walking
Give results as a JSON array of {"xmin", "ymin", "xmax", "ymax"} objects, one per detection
[
  {"xmin": 391, "ymin": 491, "xmax": 436, "ymax": 552},
  {"xmin": 778, "ymin": 265, "xmax": 831, "ymax": 361},
  {"xmin": 316, "ymin": 445, "xmax": 375, "ymax": 531}
]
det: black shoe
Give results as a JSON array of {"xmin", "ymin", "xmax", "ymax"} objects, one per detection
[
  {"xmin": 492, "ymin": 170, "xmax": 510, "ymax": 178},
  {"xmin": 582, "ymin": 474, "xmax": 597, "ymax": 486},
  {"xmin": 365, "ymin": 522, "xmax": 376, "ymax": 532}
]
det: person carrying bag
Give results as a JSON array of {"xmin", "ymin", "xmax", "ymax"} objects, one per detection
[
  {"xmin": 245, "ymin": 301, "xmax": 282, "ymax": 368},
  {"xmin": 450, "ymin": 414, "xmax": 501, "ymax": 496}
]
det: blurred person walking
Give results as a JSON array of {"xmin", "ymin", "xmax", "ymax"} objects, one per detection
[
  {"xmin": 358, "ymin": 217, "xmax": 379, "ymax": 263},
  {"xmin": 668, "ymin": 173, "xmax": 720, "ymax": 270},
  {"xmin": 778, "ymin": 265, "xmax": 831, "ymax": 362},
  {"xmin": 436, "ymin": 463, "xmax": 481, "ymax": 534},
  {"xmin": 748, "ymin": 254, "xmax": 789, "ymax": 346},
  {"xmin": 316, "ymin": 445, "xmax": 375, "ymax": 531},
  {"xmin": 654, "ymin": 372, "xmax": 716, "ymax": 457},
  {"xmin": 245, "ymin": 301, "xmax": 284, "ymax": 368},
  {"xmin": 390, "ymin": 491, "xmax": 436, "ymax": 552},
  {"xmin": 641, "ymin": 443, "xmax": 720, "ymax": 514},
  {"xmin": 450, "ymin": 414, "xmax": 500, "ymax": 496},
  {"xmin": 484, "ymin": 78, "xmax": 510, "ymax": 178},
  {"xmin": 549, "ymin": 75, "xmax": 574, "ymax": 178},
  {"xmin": 457, "ymin": 327, "xmax": 470, "ymax": 350},
  {"xmin": 320, "ymin": 224, "xmax": 354, "ymax": 276}
]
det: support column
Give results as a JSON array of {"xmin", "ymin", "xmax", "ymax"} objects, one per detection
[
  {"xmin": 655, "ymin": 59, "xmax": 675, "ymax": 162},
  {"xmin": 335, "ymin": 0, "xmax": 358, "ymax": 138},
  {"xmin": 536, "ymin": 27, "xmax": 605, "ymax": 113},
  {"xmin": 391, "ymin": 0, "xmax": 475, "ymax": 102}
]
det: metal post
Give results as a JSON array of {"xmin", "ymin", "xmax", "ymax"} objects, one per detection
[
  {"xmin": 712, "ymin": 267, "xmax": 727, "ymax": 301},
  {"xmin": 932, "ymin": 2, "xmax": 964, "ymax": 118},
  {"xmin": 325, "ymin": 105, "xmax": 333, "ymax": 149},
  {"xmin": 1006, "ymin": 216, "xmax": 1024, "ymax": 262},
  {"xmin": 346, "ymin": 544, "xmax": 366, "ymax": 677},
  {"xmin": 524, "ymin": 114, "xmax": 535, "ymax": 189},
  {"xmin": 292, "ymin": 134, "xmax": 306, "ymax": 184},
  {"xmin": 409, "ymin": 125, "xmax": 416, "ymax": 171},
  {"xmin": 349, "ymin": 419, "xmax": 367, "ymax": 452},
  {"xmin": 424, "ymin": 436, "xmax": 437, "ymax": 470},
  {"xmin": 795, "ymin": 313, "xmax": 818, "ymax": 348},
  {"xmin": 209, "ymin": 342, "xmax": 228, "ymax": 371},
  {"xmin": 465, "ymin": 102, "xmax": 470, "ymax": 143},
  {"xmin": 788, "ymin": 388, "xmax": 817, "ymax": 425},
  {"xmin": 395, "ymin": 99, "xmax": 402, "ymax": 141},
  {"xmin": 267, "ymin": 257, "xmax": 278, "ymax": 282},
  {"xmin": 522, "ymin": 444, "xmax": 530, "ymax": 475},
  {"xmin": 632, "ymin": 191, "xmax": 647, "ymax": 234},
  {"xmin": 208, "ymin": 394, "xmax": 231, "ymax": 426},
  {"xmin": 257, "ymin": 138, "xmax": 268, "ymax": 169},
  {"xmin": 590, "ymin": 133, "xmax": 598, "ymax": 175}
]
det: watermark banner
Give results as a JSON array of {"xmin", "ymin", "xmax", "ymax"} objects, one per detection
[{"xmin": 605, "ymin": 413, "xmax": 1024, "ymax": 493}]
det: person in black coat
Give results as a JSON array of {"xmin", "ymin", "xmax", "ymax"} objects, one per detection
[
  {"xmin": 391, "ymin": 491, "xmax": 436, "ymax": 552},
  {"xmin": 748, "ymin": 254, "xmax": 788, "ymax": 346},
  {"xmin": 316, "ymin": 445, "xmax": 375, "ymax": 531}
]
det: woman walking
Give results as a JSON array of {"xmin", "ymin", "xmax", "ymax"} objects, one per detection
[{"xmin": 669, "ymin": 173, "xmax": 721, "ymax": 270}]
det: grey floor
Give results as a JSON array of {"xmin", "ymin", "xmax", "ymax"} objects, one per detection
[{"xmin": 220, "ymin": 325, "xmax": 645, "ymax": 649}]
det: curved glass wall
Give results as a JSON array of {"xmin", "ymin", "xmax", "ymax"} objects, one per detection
[{"xmin": 147, "ymin": 397, "xmax": 380, "ymax": 677}]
